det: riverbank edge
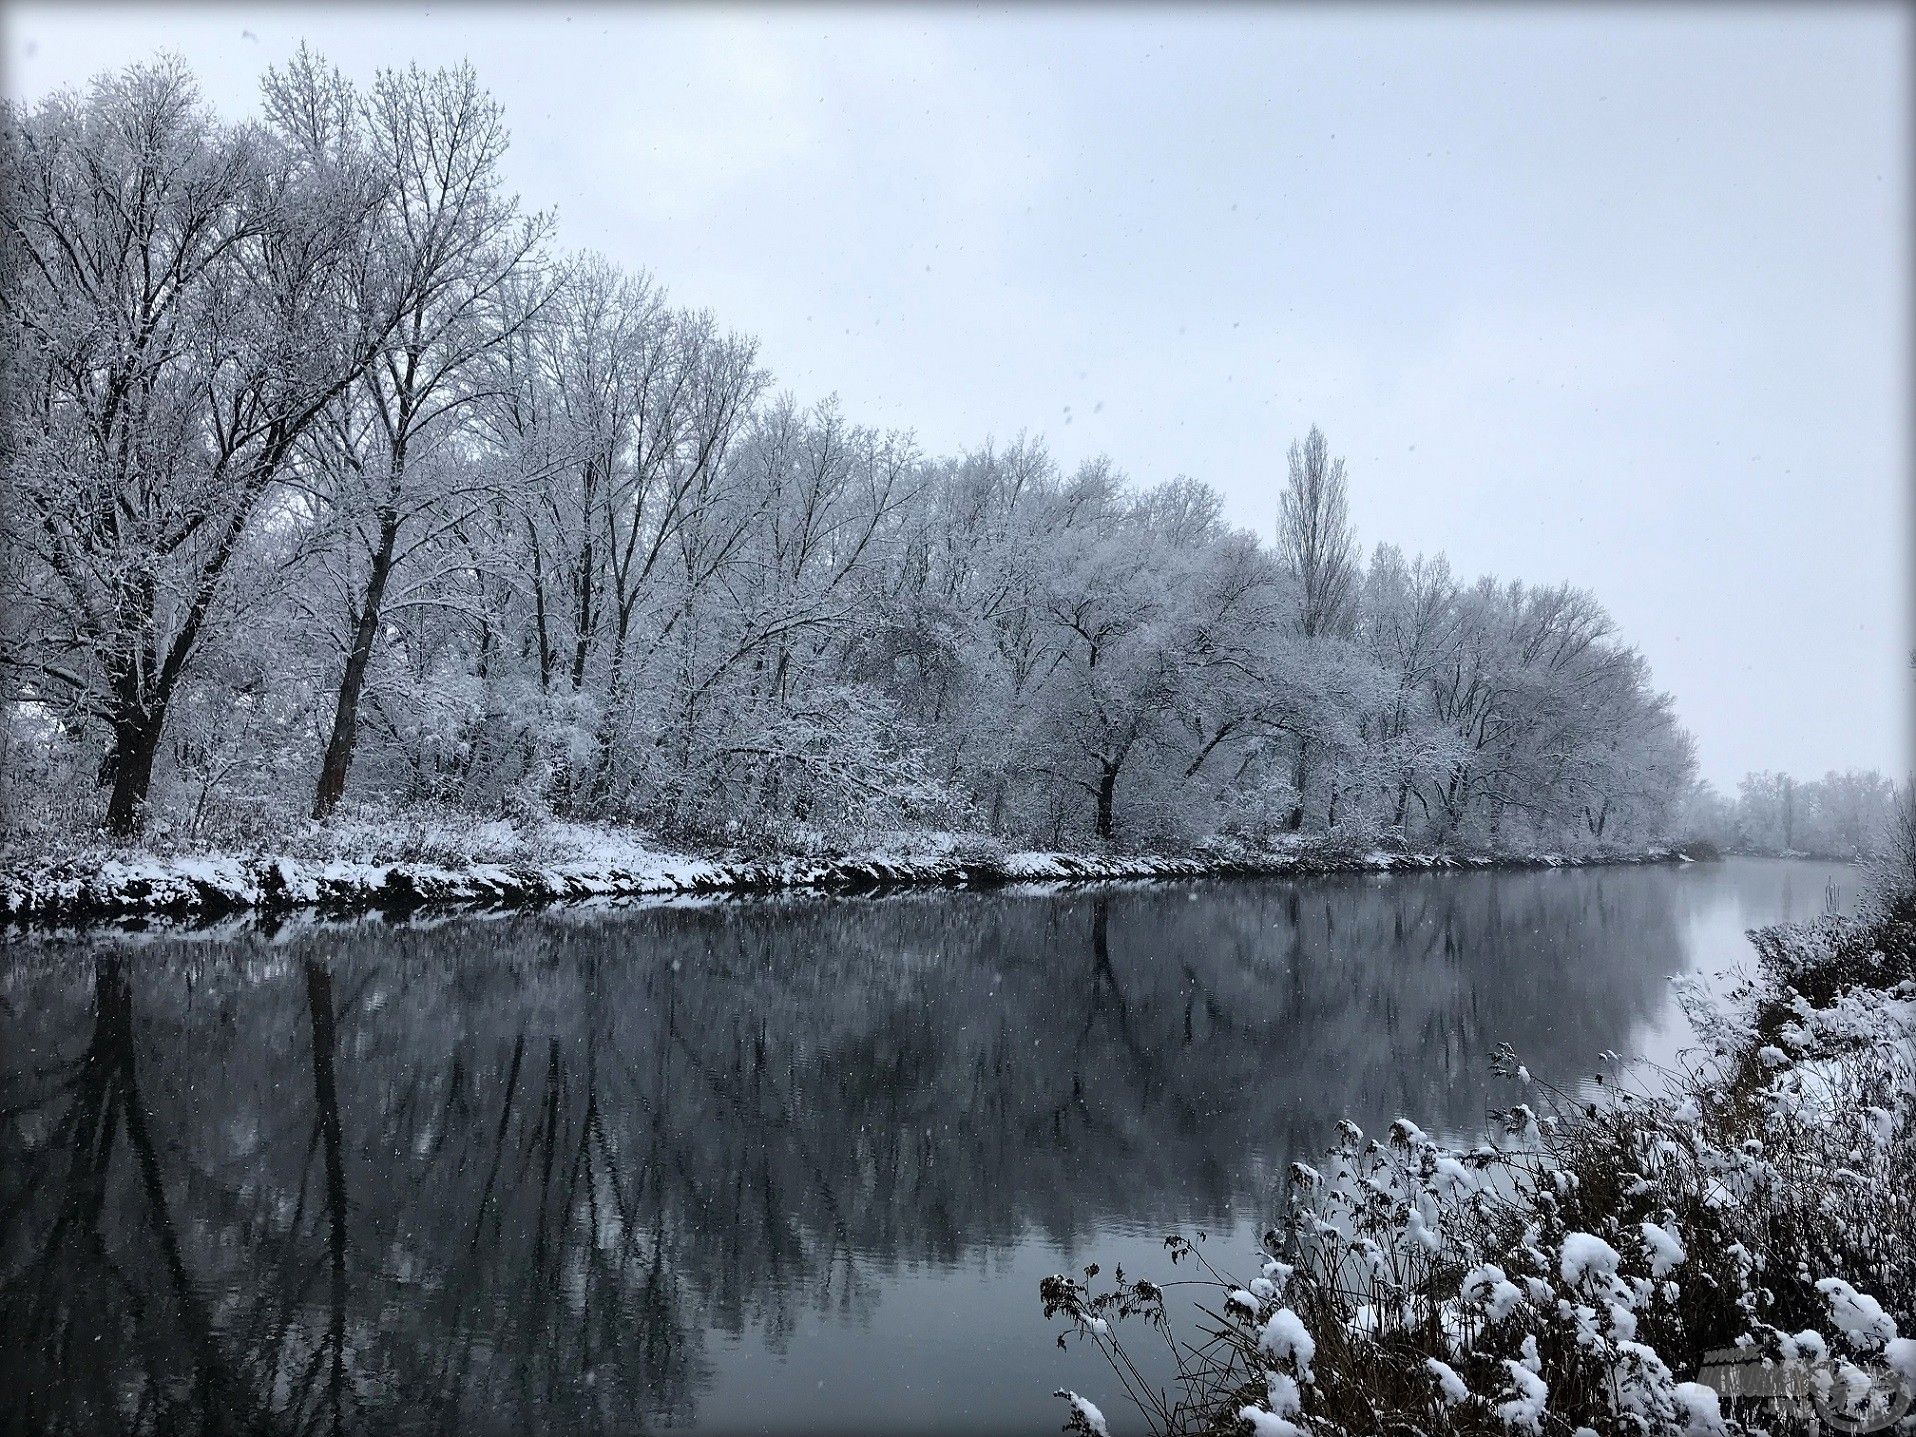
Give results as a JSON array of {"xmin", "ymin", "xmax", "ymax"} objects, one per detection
[{"xmin": 0, "ymin": 836, "xmax": 1693, "ymax": 925}]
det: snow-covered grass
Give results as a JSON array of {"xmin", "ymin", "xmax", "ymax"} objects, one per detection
[
  {"xmin": 0, "ymin": 805, "xmax": 1689, "ymax": 923},
  {"xmin": 1042, "ymin": 868, "xmax": 1916, "ymax": 1436}
]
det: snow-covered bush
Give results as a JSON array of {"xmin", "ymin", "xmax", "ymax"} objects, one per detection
[
  {"xmin": 1211, "ymin": 775, "xmax": 1306, "ymax": 854},
  {"xmin": 1042, "ymin": 898, "xmax": 1916, "ymax": 1436}
]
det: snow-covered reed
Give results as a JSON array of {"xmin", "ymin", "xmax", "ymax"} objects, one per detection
[{"xmin": 1043, "ymin": 871, "xmax": 1916, "ymax": 1436}]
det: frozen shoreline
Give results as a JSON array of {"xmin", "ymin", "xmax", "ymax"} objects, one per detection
[{"xmin": 0, "ymin": 830, "xmax": 1691, "ymax": 926}]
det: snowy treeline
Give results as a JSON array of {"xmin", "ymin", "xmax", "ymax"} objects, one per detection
[
  {"xmin": 1679, "ymin": 770, "xmax": 1904, "ymax": 861},
  {"xmin": 1, "ymin": 55, "xmax": 1694, "ymax": 853}
]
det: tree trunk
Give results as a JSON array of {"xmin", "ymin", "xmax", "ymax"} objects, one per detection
[
  {"xmin": 528, "ymin": 518, "xmax": 554, "ymax": 691},
  {"xmin": 1287, "ymin": 738, "xmax": 1312, "ymax": 832},
  {"xmin": 1095, "ymin": 761, "xmax": 1119, "ymax": 842},
  {"xmin": 103, "ymin": 702, "xmax": 164, "ymax": 837},
  {"xmin": 99, "ymin": 580, "xmax": 166, "ymax": 837},
  {"xmin": 586, "ymin": 603, "xmax": 638, "ymax": 804},
  {"xmin": 313, "ymin": 514, "xmax": 400, "ymax": 820}
]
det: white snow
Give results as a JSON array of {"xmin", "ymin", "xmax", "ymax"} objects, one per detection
[
  {"xmin": 1886, "ymin": 1336, "xmax": 1916, "ymax": 1386},
  {"xmin": 1388, "ymin": 1116, "xmax": 1430, "ymax": 1148},
  {"xmin": 1259, "ymin": 1308, "xmax": 1316, "ymax": 1380},
  {"xmin": 1865, "ymin": 1105, "xmax": 1894, "ymax": 1148},
  {"xmin": 1433, "ymin": 1153, "xmax": 1478, "ymax": 1193},
  {"xmin": 1639, "ymin": 1220, "xmax": 1687, "ymax": 1277},
  {"xmin": 1495, "ymin": 1359, "xmax": 1548, "ymax": 1431},
  {"xmin": 1817, "ymin": 1276, "xmax": 1899, "ymax": 1350},
  {"xmin": 1788, "ymin": 1328, "xmax": 1830, "ymax": 1363},
  {"xmin": 1237, "ymin": 1404, "xmax": 1303, "ymax": 1437},
  {"xmin": 1427, "ymin": 1357, "xmax": 1470, "ymax": 1404},
  {"xmin": 1519, "ymin": 1334, "xmax": 1541, "ymax": 1373},
  {"xmin": 1055, "ymin": 1391, "xmax": 1109, "ymax": 1436},
  {"xmin": 1673, "ymin": 1382, "xmax": 1727, "ymax": 1437},
  {"xmin": 1265, "ymin": 1371, "xmax": 1303, "ymax": 1417},
  {"xmin": 1461, "ymin": 1263, "xmax": 1526, "ymax": 1323},
  {"xmin": 1405, "ymin": 1204, "xmax": 1441, "ymax": 1252},
  {"xmin": 1558, "ymin": 1233, "xmax": 1621, "ymax": 1287},
  {"xmin": 1, "ymin": 832, "xmax": 1694, "ymax": 922}
]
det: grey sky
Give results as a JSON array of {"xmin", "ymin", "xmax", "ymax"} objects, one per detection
[{"xmin": 7, "ymin": 2, "xmax": 1909, "ymax": 788}]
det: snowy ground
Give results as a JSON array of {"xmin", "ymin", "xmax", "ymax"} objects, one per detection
[{"xmin": 0, "ymin": 815, "xmax": 1687, "ymax": 923}]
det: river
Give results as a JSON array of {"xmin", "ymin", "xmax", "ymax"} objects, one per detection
[{"xmin": 0, "ymin": 856, "xmax": 1856, "ymax": 1435}]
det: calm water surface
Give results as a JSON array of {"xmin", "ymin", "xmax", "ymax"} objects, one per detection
[{"xmin": 0, "ymin": 858, "xmax": 1854, "ymax": 1435}]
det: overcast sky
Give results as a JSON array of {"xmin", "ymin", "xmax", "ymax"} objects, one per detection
[{"xmin": 6, "ymin": 2, "xmax": 1909, "ymax": 787}]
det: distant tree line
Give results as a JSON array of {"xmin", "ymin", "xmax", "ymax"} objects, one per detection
[
  {"xmin": 1679, "ymin": 770, "xmax": 1905, "ymax": 860},
  {"xmin": 1, "ymin": 54, "xmax": 1696, "ymax": 852}
]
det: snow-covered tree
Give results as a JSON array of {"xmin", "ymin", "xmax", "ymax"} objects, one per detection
[
  {"xmin": 297, "ymin": 54, "xmax": 552, "ymax": 819},
  {"xmin": 3, "ymin": 58, "xmax": 396, "ymax": 832},
  {"xmin": 0, "ymin": 51, "xmax": 1707, "ymax": 856}
]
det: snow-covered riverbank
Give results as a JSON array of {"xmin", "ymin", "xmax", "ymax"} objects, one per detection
[{"xmin": 0, "ymin": 818, "xmax": 1690, "ymax": 925}]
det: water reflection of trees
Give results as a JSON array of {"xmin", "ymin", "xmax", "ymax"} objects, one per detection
[{"xmin": 0, "ymin": 867, "xmax": 1691, "ymax": 1433}]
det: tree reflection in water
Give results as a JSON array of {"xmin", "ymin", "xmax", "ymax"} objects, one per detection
[{"xmin": 1, "ymin": 867, "xmax": 1713, "ymax": 1433}]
